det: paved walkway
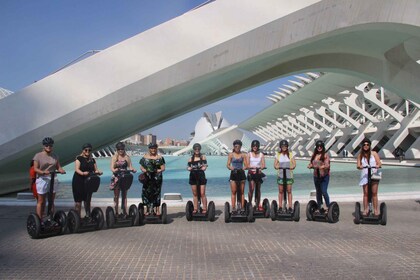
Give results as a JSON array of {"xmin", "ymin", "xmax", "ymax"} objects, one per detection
[{"xmin": 0, "ymin": 200, "xmax": 419, "ymax": 279}]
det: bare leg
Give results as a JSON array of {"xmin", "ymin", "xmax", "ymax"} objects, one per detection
[
  {"xmin": 371, "ymin": 182, "xmax": 379, "ymax": 215},
  {"xmin": 191, "ymin": 185, "xmax": 198, "ymax": 212},
  {"xmin": 278, "ymin": 185, "xmax": 284, "ymax": 209},
  {"xmin": 75, "ymin": 202, "xmax": 82, "ymax": 216},
  {"xmin": 362, "ymin": 185, "xmax": 369, "ymax": 215},
  {"xmin": 230, "ymin": 181, "xmax": 237, "ymax": 209},
  {"xmin": 248, "ymin": 180, "xmax": 255, "ymax": 205},
  {"xmin": 200, "ymin": 185, "xmax": 207, "ymax": 212},
  {"xmin": 37, "ymin": 194, "xmax": 46, "ymax": 218},
  {"xmin": 113, "ymin": 188, "xmax": 120, "ymax": 215},
  {"xmin": 240, "ymin": 181, "xmax": 245, "ymax": 208},
  {"xmin": 287, "ymin": 185, "xmax": 293, "ymax": 209}
]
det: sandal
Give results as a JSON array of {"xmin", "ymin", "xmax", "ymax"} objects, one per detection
[
  {"xmin": 202, "ymin": 209, "xmax": 207, "ymax": 214},
  {"xmin": 192, "ymin": 209, "xmax": 198, "ymax": 214}
]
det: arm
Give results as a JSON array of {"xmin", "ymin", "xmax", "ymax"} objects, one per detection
[
  {"xmin": 290, "ymin": 156, "xmax": 296, "ymax": 170},
  {"xmin": 226, "ymin": 153, "xmax": 233, "ymax": 170},
  {"xmin": 187, "ymin": 157, "xmax": 192, "ymax": 171},
  {"xmin": 243, "ymin": 153, "xmax": 249, "ymax": 170},
  {"xmin": 93, "ymin": 160, "xmax": 102, "ymax": 175},
  {"xmin": 74, "ymin": 159, "xmax": 87, "ymax": 176},
  {"xmin": 110, "ymin": 157, "xmax": 117, "ymax": 173},
  {"xmin": 56, "ymin": 160, "xmax": 65, "ymax": 174},
  {"xmin": 157, "ymin": 156, "xmax": 165, "ymax": 173},
  {"xmin": 127, "ymin": 156, "xmax": 136, "ymax": 172},
  {"xmin": 139, "ymin": 157, "xmax": 147, "ymax": 173},
  {"xmin": 33, "ymin": 159, "xmax": 45, "ymax": 176},
  {"xmin": 274, "ymin": 156, "xmax": 279, "ymax": 170},
  {"xmin": 373, "ymin": 152, "xmax": 382, "ymax": 168},
  {"xmin": 201, "ymin": 155, "xmax": 207, "ymax": 171},
  {"xmin": 356, "ymin": 154, "xmax": 363, "ymax": 169},
  {"xmin": 260, "ymin": 154, "xmax": 266, "ymax": 170}
]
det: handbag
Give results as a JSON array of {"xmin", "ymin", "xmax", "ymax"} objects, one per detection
[
  {"xmin": 371, "ymin": 170, "xmax": 382, "ymax": 180},
  {"xmin": 138, "ymin": 172, "xmax": 148, "ymax": 184}
]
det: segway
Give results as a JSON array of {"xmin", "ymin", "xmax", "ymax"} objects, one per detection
[
  {"xmin": 106, "ymin": 170, "xmax": 139, "ymax": 228},
  {"xmin": 185, "ymin": 186, "xmax": 216, "ymax": 222},
  {"xmin": 270, "ymin": 167, "xmax": 300, "ymax": 222},
  {"xmin": 306, "ymin": 167, "xmax": 339, "ymax": 223},
  {"xmin": 248, "ymin": 168, "xmax": 270, "ymax": 219},
  {"xmin": 67, "ymin": 172, "xmax": 105, "ymax": 233},
  {"xmin": 224, "ymin": 171, "xmax": 254, "ymax": 223},
  {"xmin": 138, "ymin": 172, "xmax": 168, "ymax": 224},
  {"xmin": 354, "ymin": 166, "xmax": 386, "ymax": 225},
  {"xmin": 27, "ymin": 171, "xmax": 67, "ymax": 239}
]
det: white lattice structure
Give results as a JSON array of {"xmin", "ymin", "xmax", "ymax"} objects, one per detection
[{"xmin": 240, "ymin": 73, "xmax": 420, "ymax": 159}]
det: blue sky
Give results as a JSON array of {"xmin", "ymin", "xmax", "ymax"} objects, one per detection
[{"xmin": 0, "ymin": 0, "xmax": 291, "ymax": 140}]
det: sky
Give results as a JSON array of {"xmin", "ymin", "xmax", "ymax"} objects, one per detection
[{"xmin": 0, "ymin": 0, "xmax": 292, "ymax": 140}]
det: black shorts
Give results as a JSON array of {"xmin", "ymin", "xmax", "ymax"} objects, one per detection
[
  {"xmin": 229, "ymin": 169, "xmax": 246, "ymax": 181},
  {"xmin": 247, "ymin": 172, "xmax": 264, "ymax": 183},
  {"xmin": 189, "ymin": 170, "xmax": 207, "ymax": 185}
]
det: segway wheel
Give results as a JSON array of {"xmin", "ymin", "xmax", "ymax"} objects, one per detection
[
  {"xmin": 327, "ymin": 202, "xmax": 340, "ymax": 223},
  {"xmin": 380, "ymin": 202, "xmax": 387, "ymax": 226},
  {"xmin": 27, "ymin": 213, "xmax": 41, "ymax": 239},
  {"xmin": 91, "ymin": 207, "xmax": 104, "ymax": 230},
  {"xmin": 293, "ymin": 201, "xmax": 300, "ymax": 222},
  {"xmin": 208, "ymin": 201, "xmax": 216, "ymax": 222},
  {"xmin": 185, "ymin": 201, "xmax": 193, "ymax": 221},
  {"xmin": 161, "ymin": 203, "xmax": 168, "ymax": 224},
  {"xmin": 270, "ymin": 200, "xmax": 278, "ymax": 221},
  {"xmin": 138, "ymin": 203, "xmax": 145, "ymax": 226},
  {"xmin": 54, "ymin": 210, "xmax": 68, "ymax": 235},
  {"xmin": 306, "ymin": 200, "xmax": 317, "ymax": 221},
  {"xmin": 247, "ymin": 202, "xmax": 255, "ymax": 222},
  {"xmin": 129, "ymin": 204, "xmax": 139, "ymax": 226},
  {"xmin": 224, "ymin": 202, "xmax": 230, "ymax": 223},
  {"xmin": 263, "ymin": 198, "xmax": 270, "ymax": 218},
  {"xmin": 106, "ymin": 206, "xmax": 115, "ymax": 229},
  {"xmin": 354, "ymin": 202, "xmax": 361, "ymax": 224},
  {"xmin": 67, "ymin": 210, "xmax": 80, "ymax": 234}
]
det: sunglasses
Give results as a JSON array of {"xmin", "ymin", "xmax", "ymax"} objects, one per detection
[
  {"xmin": 194, "ymin": 148, "xmax": 200, "ymax": 151},
  {"xmin": 363, "ymin": 143, "xmax": 370, "ymax": 147},
  {"xmin": 84, "ymin": 148, "xmax": 92, "ymax": 152},
  {"xmin": 117, "ymin": 148, "xmax": 125, "ymax": 151},
  {"xmin": 44, "ymin": 145, "xmax": 53, "ymax": 148}
]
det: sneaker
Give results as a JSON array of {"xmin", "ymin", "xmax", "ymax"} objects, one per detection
[
  {"xmin": 278, "ymin": 207, "xmax": 283, "ymax": 213},
  {"xmin": 288, "ymin": 208, "xmax": 293, "ymax": 213}
]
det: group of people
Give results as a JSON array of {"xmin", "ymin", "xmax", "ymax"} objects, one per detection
[{"xmin": 31, "ymin": 136, "xmax": 382, "ymax": 221}]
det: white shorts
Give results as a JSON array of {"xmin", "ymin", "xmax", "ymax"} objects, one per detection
[{"xmin": 36, "ymin": 176, "xmax": 59, "ymax": 195}]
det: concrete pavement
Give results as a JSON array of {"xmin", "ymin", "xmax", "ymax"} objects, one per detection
[{"xmin": 0, "ymin": 200, "xmax": 419, "ymax": 279}]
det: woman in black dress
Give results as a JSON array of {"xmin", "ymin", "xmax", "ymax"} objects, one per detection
[{"xmin": 72, "ymin": 143, "xmax": 102, "ymax": 217}]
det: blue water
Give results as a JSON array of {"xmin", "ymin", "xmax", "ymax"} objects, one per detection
[{"xmin": 56, "ymin": 156, "xmax": 420, "ymax": 200}]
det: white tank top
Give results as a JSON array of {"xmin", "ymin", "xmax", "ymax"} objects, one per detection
[{"xmin": 249, "ymin": 152, "xmax": 262, "ymax": 168}]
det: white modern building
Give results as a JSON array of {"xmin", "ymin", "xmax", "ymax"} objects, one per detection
[
  {"xmin": 174, "ymin": 111, "xmax": 251, "ymax": 155},
  {"xmin": 240, "ymin": 73, "xmax": 420, "ymax": 159}
]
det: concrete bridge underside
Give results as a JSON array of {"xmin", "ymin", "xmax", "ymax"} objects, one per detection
[{"xmin": 0, "ymin": 0, "xmax": 420, "ymax": 193}]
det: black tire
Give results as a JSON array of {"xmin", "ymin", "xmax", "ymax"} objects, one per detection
[
  {"xmin": 106, "ymin": 206, "xmax": 115, "ymax": 229},
  {"xmin": 129, "ymin": 204, "xmax": 139, "ymax": 226},
  {"xmin": 224, "ymin": 202, "xmax": 230, "ymax": 223},
  {"xmin": 91, "ymin": 207, "xmax": 104, "ymax": 230},
  {"xmin": 263, "ymin": 198, "xmax": 270, "ymax": 218},
  {"xmin": 327, "ymin": 202, "xmax": 340, "ymax": 223},
  {"xmin": 354, "ymin": 202, "xmax": 361, "ymax": 224},
  {"xmin": 380, "ymin": 202, "xmax": 387, "ymax": 226},
  {"xmin": 161, "ymin": 203, "xmax": 168, "ymax": 224},
  {"xmin": 138, "ymin": 203, "xmax": 145, "ymax": 226},
  {"xmin": 247, "ymin": 202, "xmax": 255, "ymax": 222},
  {"xmin": 306, "ymin": 200, "xmax": 317, "ymax": 221},
  {"xmin": 293, "ymin": 201, "xmax": 300, "ymax": 222},
  {"xmin": 186, "ymin": 201, "xmax": 193, "ymax": 221},
  {"xmin": 270, "ymin": 200, "xmax": 278, "ymax": 221},
  {"xmin": 208, "ymin": 201, "xmax": 216, "ymax": 222},
  {"xmin": 67, "ymin": 210, "xmax": 80, "ymax": 234},
  {"xmin": 27, "ymin": 213, "xmax": 41, "ymax": 239},
  {"xmin": 54, "ymin": 210, "xmax": 67, "ymax": 235}
]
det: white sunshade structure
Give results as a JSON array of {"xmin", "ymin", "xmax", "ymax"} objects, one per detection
[{"xmin": 239, "ymin": 73, "xmax": 420, "ymax": 159}]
